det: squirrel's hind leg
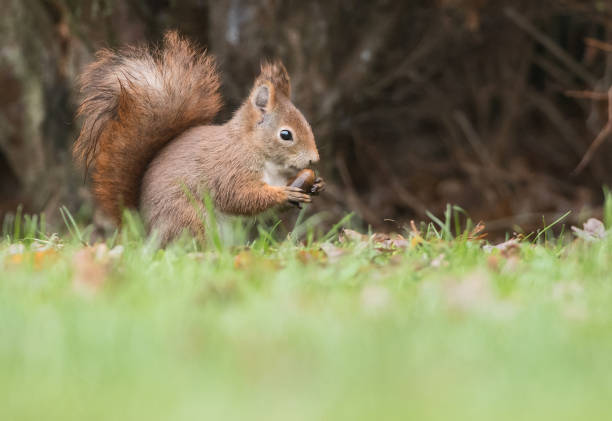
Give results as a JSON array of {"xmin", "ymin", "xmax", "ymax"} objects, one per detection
[{"xmin": 145, "ymin": 199, "xmax": 206, "ymax": 247}]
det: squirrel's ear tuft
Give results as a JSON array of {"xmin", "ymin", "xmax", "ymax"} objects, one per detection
[{"xmin": 258, "ymin": 59, "xmax": 291, "ymax": 98}]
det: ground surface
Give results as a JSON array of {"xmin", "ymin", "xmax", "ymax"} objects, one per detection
[{"xmin": 1, "ymin": 208, "xmax": 611, "ymax": 421}]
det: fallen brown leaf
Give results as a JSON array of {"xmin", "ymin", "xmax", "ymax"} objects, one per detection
[
  {"xmin": 234, "ymin": 251, "xmax": 255, "ymax": 269},
  {"xmin": 72, "ymin": 243, "xmax": 123, "ymax": 295},
  {"xmin": 233, "ymin": 250, "xmax": 280, "ymax": 271},
  {"xmin": 72, "ymin": 247, "xmax": 108, "ymax": 295},
  {"xmin": 320, "ymin": 242, "xmax": 348, "ymax": 263},
  {"xmin": 483, "ymin": 238, "xmax": 520, "ymax": 257},
  {"xmin": 296, "ymin": 249, "xmax": 325, "ymax": 264},
  {"xmin": 371, "ymin": 232, "xmax": 409, "ymax": 252},
  {"xmin": 571, "ymin": 218, "xmax": 606, "ymax": 242},
  {"xmin": 5, "ymin": 237, "xmax": 62, "ymax": 270},
  {"xmin": 430, "ymin": 253, "xmax": 448, "ymax": 268},
  {"xmin": 5, "ymin": 244, "xmax": 25, "ymax": 267},
  {"xmin": 467, "ymin": 221, "xmax": 488, "ymax": 241},
  {"xmin": 339, "ymin": 228, "xmax": 368, "ymax": 243},
  {"xmin": 33, "ymin": 248, "xmax": 59, "ymax": 269}
]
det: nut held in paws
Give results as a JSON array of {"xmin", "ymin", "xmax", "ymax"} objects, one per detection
[{"xmin": 287, "ymin": 169, "xmax": 316, "ymax": 192}]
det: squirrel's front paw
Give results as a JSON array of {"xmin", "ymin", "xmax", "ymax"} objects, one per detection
[
  {"xmin": 282, "ymin": 186, "xmax": 312, "ymax": 209},
  {"xmin": 310, "ymin": 177, "xmax": 326, "ymax": 195}
]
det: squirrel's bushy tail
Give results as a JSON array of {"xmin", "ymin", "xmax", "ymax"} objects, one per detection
[{"xmin": 74, "ymin": 30, "xmax": 221, "ymax": 223}]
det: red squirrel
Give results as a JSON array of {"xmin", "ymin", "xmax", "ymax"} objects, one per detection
[{"xmin": 74, "ymin": 31, "xmax": 324, "ymax": 244}]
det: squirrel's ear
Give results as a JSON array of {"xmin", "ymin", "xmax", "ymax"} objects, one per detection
[
  {"xmin": 250, "ymin": 60, "xmax": 290, "ymax": 114},
  {"xmin": 258, "ymin": 60, "xmax": 291, "ymax": 98},
  {"xmin": 251, "ymin": 80, "xmax": 275, "ymax": 113}
]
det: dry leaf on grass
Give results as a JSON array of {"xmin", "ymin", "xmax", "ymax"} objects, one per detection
[
  {"xmin": 339, "ymin": 228, "xmax": 368, "ymax": 244},
  {"xmin": 5, "ymin": 243, "xmax": 26, "ymax": 266},
  {"xmin": 73, "ymin": 247, "xmax": 107, "ymax": 295},
  {"xmin": 483, "ymin": 238, "xmax": 521, "ymax": 257},
  {"xmin": 487, "ymin": 253, "xmax": 520, "ymax": 273},
  {"xmin": 233, "ymin": 251, "xmax": 255, "ymax": 269},
  {"xmin": 486, "ymin": 254, "xmax": 501, "ymax": 271},
  {"xmin": 409, "ymin": 220, "xmax": 425, "ymax": 248},
  {"xmin": 296, "ymin": 249, "xmax": 325, "ymax": 264},
  {"xmin": 320, "ymin": 242, "xmax": 349, "ymax": 263},
  {"xmin": 371, "ymin": 232, "xmax": 409, "ymax": 251},
  {"xmin": 233, "ymin": 250, "xmax": 280, "ymax": 270},
  {"xmin": 32, "ymin": 248, "xmax": 59, "ymax": 269},
  {"xmin": 467, "ymin": 221, "xmax": 488, "ymax": 241},
  {"xmin": 571, "ymin": 218, "xmax": 606, "ymax": 242},
  {"xmin": 72, "ymin": 244, "xmax": 123, "ymax": 295},
  {"xmin": 340, "ymin": 228, "xmax": 410, "ymax": 251},
  {"xmin": 430, "ymin": 253, "xmax": 447, "ymax": 268},
  {"xmin": 5, "ymin": 235, "xmax": 62, "ymax": 269}
]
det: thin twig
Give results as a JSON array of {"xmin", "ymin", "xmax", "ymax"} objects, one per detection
[
  {"xmin": 585, "ymin": 37, "xmax": 612, "ymax": 53},
  {"xmin": 452, "ymin": 111, "xmax": 492, "ymax": 166},
  {"xmin": 564, "ymin": 90, "xmax": 609, "ymax": 100},
  {"xmin": 504, "ymin": 7, "xmax": 597, "ymax": 86},
  {"xmin": 527, "ymin": 91, "xmax": 584, "ymax": 154},
  {"xmin": 335, "ymin": 150, "xmax": 380, "ymax": 226},
  {"xmin": 572, "ymin": 86, "xmax": 612, "ymax": 174}
]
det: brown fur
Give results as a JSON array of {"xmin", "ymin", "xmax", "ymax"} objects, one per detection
[
  {"xmin": 74, "ymin": 31, "xmax": 222, "ymax": 223},
  {"xmin": 75, "ymin": 31, "xmax": 320, "ymax": 244}
]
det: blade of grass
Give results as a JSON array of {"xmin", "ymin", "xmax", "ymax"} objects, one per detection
[
  {"xmin": 203, "ymin": 193, "xmax": 223, "ymax": 252},
  {"xmin": 13, "ymin": 204, "xmax": 22, "ymax": 240},
  {"xmin": 39, "ymin": 213, "xmax": 46, "ymax": 238},
  {"xmin": 426, "ymin": 209, "xmax": 452, "ymax": 240},
  {"xmin": 533, "ymin": 210, "xmax": 571, "ymax": 243},
  {"xmin": 60, "ymin": 206, "xmax": 85, "ymax": 245},
  {"xmin": 289, "ymin": 205, "xmax": 309, "ymax": 243},
  {"xmin": 255, "ymin": 220, "xmax": 282, "ymax": 251},
  {"xmin": 604, "ymin": 186, "xmax": 612, "ymax": 229},
  {"xmin": 322, "ymin": 213, "xmax": 354, "ymax": 242},
  {"xmin": 181, "ymin": 183, "xmax": 222, "ymax": 252}
]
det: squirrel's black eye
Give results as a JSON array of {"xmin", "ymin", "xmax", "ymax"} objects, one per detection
[{"xmin": 279, "ymin": 129, "xmax": 293, "ymax": 141}]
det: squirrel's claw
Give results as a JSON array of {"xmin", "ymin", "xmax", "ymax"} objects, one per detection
[
  {"xmin": 310, "ymin": 177, "xmax": 326, "ymax": 195},
  {"xmin": 283, "ymin": 186, "xmax": 311, "ymax": 208}
]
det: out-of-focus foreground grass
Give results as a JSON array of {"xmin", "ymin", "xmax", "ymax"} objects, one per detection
[{"xmin": 1, "ymin": 202, "xmax": 612, "ymax": 421}]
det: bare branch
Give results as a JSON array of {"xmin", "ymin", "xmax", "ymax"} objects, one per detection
[
  {"xmin": 585, "ymin": 37, "xmax": 612, "ymax": 53},
  {"xmin": 572, "ymin": 86, "xmax": 612, "ymax": 174},
  {"xmin": 565, "ymin": 90, "xmax": 609, "ymax": 100},
  {"xmin": 504, "ymin": 7, "xmax": 597, "ymax": 86}
]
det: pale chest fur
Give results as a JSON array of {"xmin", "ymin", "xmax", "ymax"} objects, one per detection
[{"xmin": 261, "ymin": 161, "xmax": 290, "ymax": 186}]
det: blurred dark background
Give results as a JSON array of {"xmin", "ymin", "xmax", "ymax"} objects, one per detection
[{"xmin": 1, "ymin": 0, "xmax": 612, "ymax": 235}]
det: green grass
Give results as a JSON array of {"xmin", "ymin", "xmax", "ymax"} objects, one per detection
[{"xmin": 1, "ymin": 206, "xmax": 612, "ymax": 421}]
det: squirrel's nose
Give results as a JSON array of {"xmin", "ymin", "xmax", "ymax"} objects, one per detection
[{"xmin": 309, "ymin": 153, "xmax": 320, "ymax": 166}]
